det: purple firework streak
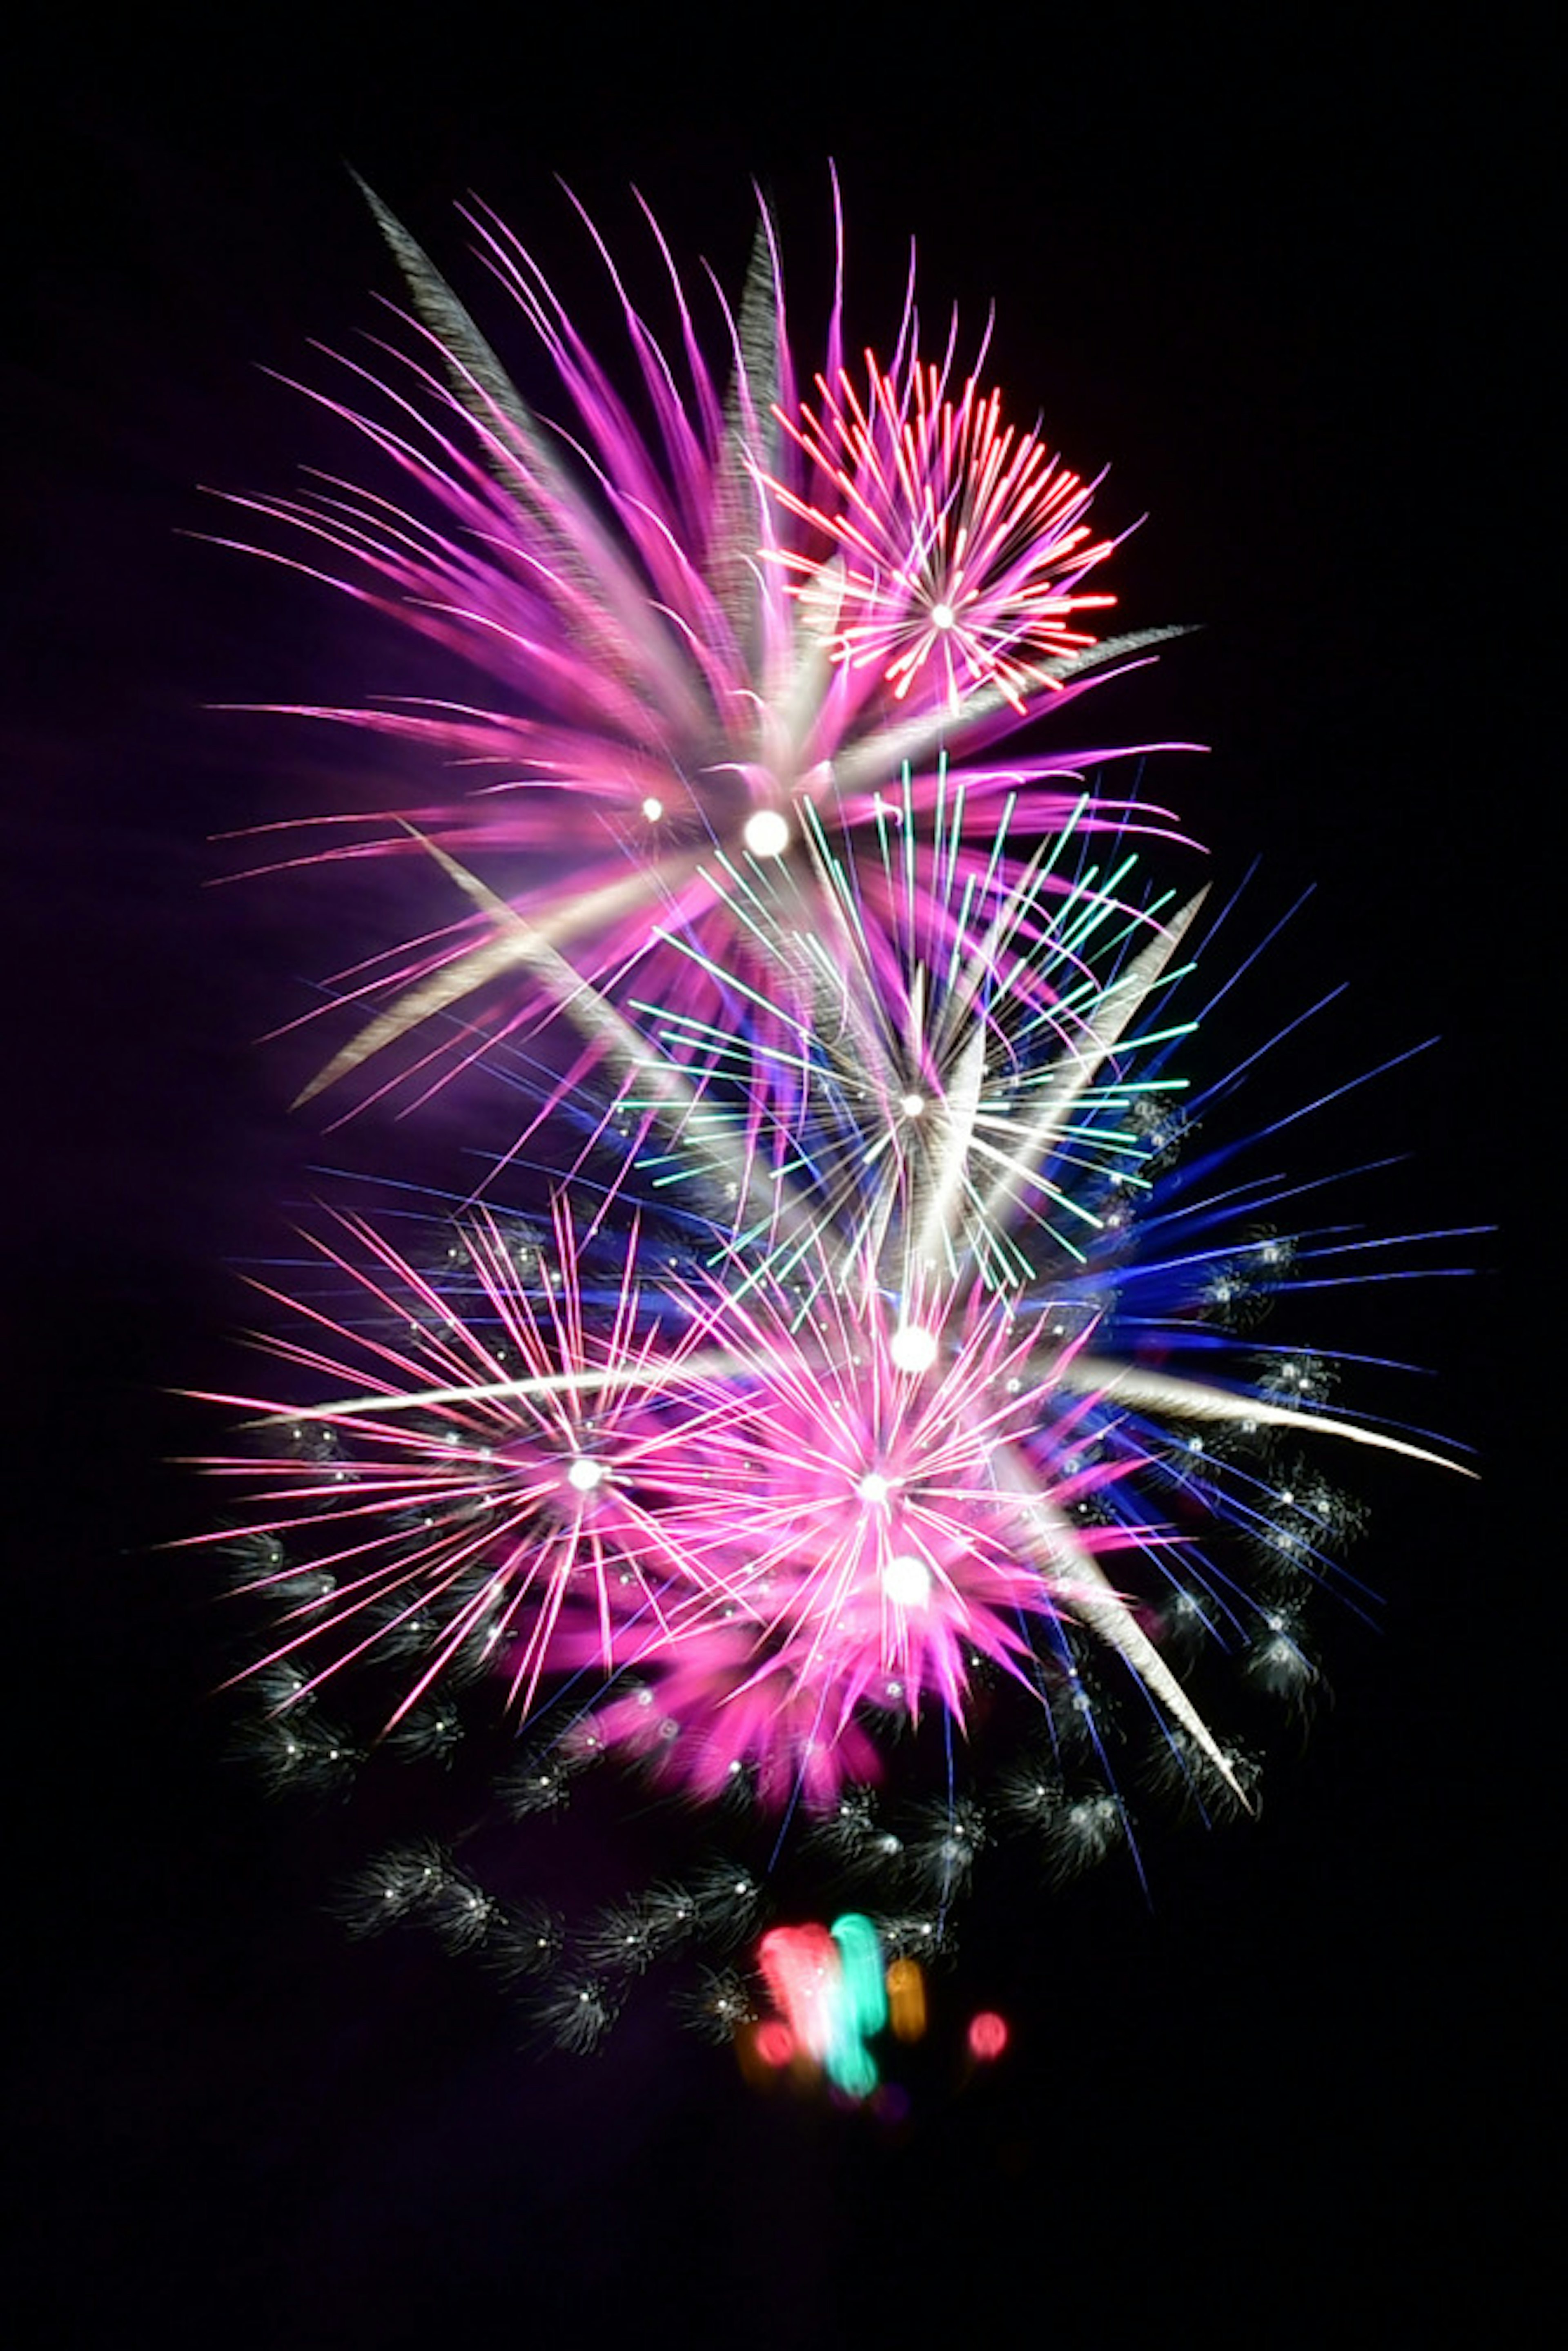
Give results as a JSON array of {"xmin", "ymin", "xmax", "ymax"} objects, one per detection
[{"xmin": 195, "ymin": 185, "xmax": 1472, "ymax": 2065}]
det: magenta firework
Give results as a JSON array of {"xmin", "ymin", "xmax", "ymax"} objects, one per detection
[
  {"xmin": 214, "ymin": 179, "xmax": 1184, "ymax": 1121},
  {"xmin": 199, "ymin": 183, "xmax": 1468, "ymax": 2067}
]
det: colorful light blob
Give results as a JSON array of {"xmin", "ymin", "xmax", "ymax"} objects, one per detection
[{"xmin": 757, "ymin": 1914, "xmax": 889, "ymax": 2098}]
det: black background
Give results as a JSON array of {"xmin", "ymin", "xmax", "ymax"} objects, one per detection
[{"xmin": 7, "ymin": 10, "xmax": 1532, "ymax": 2343}]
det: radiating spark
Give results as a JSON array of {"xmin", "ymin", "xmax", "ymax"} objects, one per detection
[{"xmin": 764, "ymin": 350, "xmax": 1120, "ymax": 711}]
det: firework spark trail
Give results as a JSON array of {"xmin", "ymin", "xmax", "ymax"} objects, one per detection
[{"xmin": 200, "ymin": 183, "xmax": 1473, "ymax": 2057}]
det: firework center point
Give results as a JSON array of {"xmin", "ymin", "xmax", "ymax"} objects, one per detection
[
  {"xmin": 930, "ymin": 602, "xmax": 956, "ymax": 631},
  {"xmin": 640, "ymin": 795, "xmax": 664, "ymax": 821},
  {"xmin": 889, "ymin": 1322, "xmax": 939, "ymax": 1374},
  {"xmin": 857, "ymin": 1471, "xmax": 893, "ymax": 1506},
  {"xmin": 881, "ymin": 1554, "xmax": 932, "ymax": 1607},
  {"xmin": 899, "ymin": 1092, "xmax": 927, "ymax": 1119},
  {"xmin": 742, "ymin": 809, "xmax": 791, "ymax": 858},
  {"xmin": 565, "ymin": 1454, "xmax": 605, "ymax": 1493}
]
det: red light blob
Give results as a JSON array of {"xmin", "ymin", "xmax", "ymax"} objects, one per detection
[
  {"xmin": 967, "ymin": 2010, "xmax": 1009, "ymax": 2061},
  {"xmin": 755, "ymin": 2018, "xmax": 795, "ymax": 2068}
]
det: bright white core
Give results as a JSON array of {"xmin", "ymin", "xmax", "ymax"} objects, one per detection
[
  {"xmin": 882, "ymin": 1553, "xmax": 932, "ymax": 1607},
  {"xmin": 742, "ymin": 809, "xmax": 791, "ymax": 858},
  {"xmin": 889, "ymin": 1322, "xmax": 939, "ymax": 1375}
]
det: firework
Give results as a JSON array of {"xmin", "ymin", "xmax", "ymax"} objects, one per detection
[
  {"xmin": 214, "ymin": 177, "xmax": 1187, "ymax": 1123},
  {"xmin": 764, "ymin": 350, "xmax": 1118, "ymax": 711},
  {"xmin": 200, "ymin": 183, "xmax": 1471, "ymax": 2075}
]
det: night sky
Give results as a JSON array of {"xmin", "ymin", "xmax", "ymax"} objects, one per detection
[{"xmin": 8, "ymin": 14, "xmax": 1532, "ymax": 2344}]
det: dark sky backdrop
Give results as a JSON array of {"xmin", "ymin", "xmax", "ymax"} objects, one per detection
[{"xmin": 7, "ymin": 12, "xmax": 1532, "ymax": 2345}]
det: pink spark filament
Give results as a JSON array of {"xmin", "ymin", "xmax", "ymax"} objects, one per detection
[{"xmin": 766, "ymin": 353, "xmax": 1118, "ymax": 712}]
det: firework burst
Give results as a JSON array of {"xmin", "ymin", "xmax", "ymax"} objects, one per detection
[
  {"xmin": 214, "ymin": 178, "xmax": 1185, "ymax": 1120},
  {"xmin": 764, "ymin": 348, "xmax": 1118, "ymax": 711},
  {"xmin": 198, "ymin": 183, "xmax": 1472, "ymax": 2079},
  {"xmin": 199, "ymin": 821, "xmax": 1463, "ymax": 1874}
]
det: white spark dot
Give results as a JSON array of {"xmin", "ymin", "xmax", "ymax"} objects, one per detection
[
  {"xmin": 641, "ymin": 795, "xmax": 664, "ymax": 821},
  {"xmin": 565, "ymin": 1455, "xmax": 604, "ymax": 1493},
  {"xmin": 742, "ymin": 809, "xmax": 791, "ymax": 858},
  {"xmin": 899, "ymin": 1091, "xmax": 927, "ymax": 1119},
  {"xmin": 889, "ymin": 1321, "xmax": 939, "ymax": 1374},
  {"xmin": 930, "ymin": 602, "xmax": 956, "ymax": 631},
  {"xmin": 857, "ymin": 1471, "xmax": 893, "ymax": 1506},
  {"xmin": 882, "ymin": 1553, "xmax": 931, "ymax": 1608}
]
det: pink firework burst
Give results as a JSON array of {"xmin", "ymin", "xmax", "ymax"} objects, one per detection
[
  {"xmin": 194, "ymin": 1201, "xmax": 744, "ymax": 1724},
  {"xmin": 557, "ymin": 1251, "xmax": 1141, "ymax": 1810},
  {"xmin": 195, "ymin": 827, "xmax": 1464, "ymax": 1831},
  {"xmin": 764, "ymin": 350, "xmax": 1118, "ymax": 713},
  {"xmin": 213, "ymin": 182, "xmax": 1184, "ymax": 1117},
  {"xmin": 195, "ymin": 1176, "xmax": 1249, "ymax": 1823}
]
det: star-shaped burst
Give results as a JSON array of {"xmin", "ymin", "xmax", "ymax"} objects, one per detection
[{"xmin": 764, "ymin": 351, "xmax": 1118, "ymax": 712}]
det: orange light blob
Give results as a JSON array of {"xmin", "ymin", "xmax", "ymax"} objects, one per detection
[{"xmin": 885, "ymin": 1956, "xmax": 928, "ymax": 2043}]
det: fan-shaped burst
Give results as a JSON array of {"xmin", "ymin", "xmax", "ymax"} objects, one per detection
[{"xmin": 216, "ymin": 185, "xmax": 1183, "ymax": 1119}]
